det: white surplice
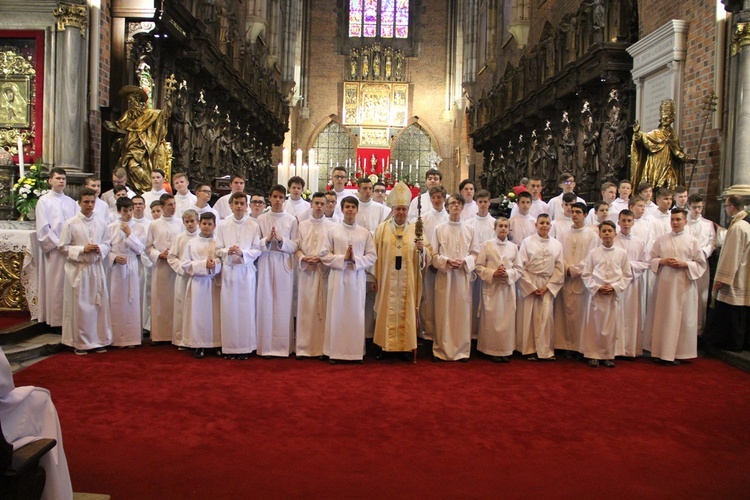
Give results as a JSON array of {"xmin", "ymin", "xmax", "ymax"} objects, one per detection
[
  {"xmin": 93, "ymin": 198, "xmax": 112, "ymax": 224},
  {"xmin": 433, "ymin": 220, "xmax": 479, "ymax": 361},
  {"xmin": 407, "ymin": 191, "xmax": 431, "ymax": 221},
  {"xmin": 132, "ymin": 216, "xmax": 152, "ymax": 331},
  {"xmin": 294, "ymin": 216, "xmax": 332, "ymax": 357},
  {"xmin": 167, "ymin": 230, "xmax": 198, "ymax": 346},
  {"xmin": 101, "ymin": 186, "xmax": 135, "ymax": 209},
  {"xmin": 581, "ymin": 245, "xmax": 632, "ymax": 360},
  {"xmin": 283, "ymin": 197, "xmax": 311, "ymax": 222},
  {"xmin": 357, "ymin": 199, "xmax": 392, "ymax": 338},
  {"xmin": 608, "ymin": 198, "xmax": 629, "ymax": 223},
  {"xmin": 180, "ymin": 235, "xmax": 222, "ymax": 348},
  {"xmin": 613, "ymin": 233, "xmax": 649, "ymax": 357},
  {"xmin": 35, "ymin": 191, "xmax": 78, "ymax": 326},
  {"xmin": 466, "ymin": 214, "xmax": 497, "ymax": 338},
  {"xmin": 688, "ymin": 215, "xmax": 717, "ymax": 334},
  {"xmin": 632, "ymin": 216, "xmax": 655, "ymax": 334},
  {"xmin": 417, "ymin": 208, "xmax": 449, "ymax": 340},
  {"xmin": 174, "ymin": 191, "xmax": 198, "ymax": 218},
  {"xmin": 141, "ymin": 188, "xmax": 167, "ymax": 219},
  {"xmin": 0, "ymin": 348, "xmax": 73, "ymax": 500},
  {"xmin": 460, "ymin": 200, "xmax": 479, "ymax": 221},
  {"xmin": 58, "ymin": 213, "xmax": 112, "ymax": 350},
  {"xmin": 511, "ymin": 198, "xmax": 550, "ymax": 219},
  {"xmin": 508, "ymin": 213, "xmax": 537, "ymax": 249},
  {"xmin": 216, "ymin": 215, "xmax": 262, "ymax": 354},
  {"xmin": 548, "ymin": 193, "xmax": 585, "ymax": 221},
  {"xmin": 320, "ymin": 222, "xmax": 377, "ymax": 361},
  {"xmin": 214, "ymin": 193, "xmax": 250, "ymax": 220},
  {"xmin": 554, "ymin": 225, "xmax": 600, "ymax": 352},
  {"xmin": 475, "ymin": 238, "xmax": 523, "ymax": 357},
  {"xmin": 146, "ymin": 216, "xmax": 184, "ymax": 341},
  {"xmin": 107, "ymin": 220, "xmax": 145, "ymax": 346},
  {"xmin": 256, "ymin": 211, "xmax": 299, "ymax": 356},
  {"xmin": 643, "ymin": 231, "xmax": 707, "ymax": 361},
  {"xmin": 187, "ymin": 203, "xmax": 220, "ymax": 219},
  {"xmin": 516, "ymin": 234, "xmax": 565, "ymax": 358}
]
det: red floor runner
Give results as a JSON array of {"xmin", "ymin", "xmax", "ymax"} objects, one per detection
[
  {"xmin": 14, "ymin": 348, "xmax": 750, "ymax": 499},
  {"xmin": 0, "ymin": 311, "xmax": 31, "ymax": 331}
]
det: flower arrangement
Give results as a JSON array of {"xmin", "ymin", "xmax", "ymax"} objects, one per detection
[
  {"xmin": 4, "ymin": 161, "xmax": 49, "ymax": 219},
  {"xmin": 496, "ymin": 192, "xmax": 516, "ymax": 218},
  {"xmin": 301, "ymin": 189, "xmax": 313, "ymax": 201}
]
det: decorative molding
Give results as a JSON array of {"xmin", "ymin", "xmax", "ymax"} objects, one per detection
[
  {"xmin": 53, "ymin": 2, "xmax": 88, "ymax": 38},
  {"xmin": 0, "ymin": 51, "xmax": 36, "ymax": 77},
  {"xmin": 731, "ymin": 23, "xmax": 750, "ymax": 56}
]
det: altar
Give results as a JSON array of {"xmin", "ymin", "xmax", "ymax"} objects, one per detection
[{"xmin": 0, "ymin": 221, "xmax": 38, "ymax": 316}]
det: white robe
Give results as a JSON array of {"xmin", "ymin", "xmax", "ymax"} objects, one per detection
[
  {"xmin": 581, "ymin": 245, "xmax": 632, "ymax": 359},
  {"xmin": 460, "ymin": 200, "xmax": 479, "ymax": 221},
  {"xmin": 644, "ymin": 231, "xmax": 707, "ymax": 361},
  {"xmin": 632, "ymin": 217, "xmax": 655, "ymax": 333},
  {"xmin": 93, "ymin": 197, "xmax": 112, "ymax": 224},
  {"xmin": 548, "ymin": 193, "xmax": 585, "ymax": 221},
  {"xmin": 688, "ymin": 215, "xmax": 717, "ymax": 334},
  {"xmin": 295, "ymin": 217, "xmax": 332, "ymax": 357},
  {"xmin": 608, "ymin": 198, "xmax": 629, "ymax": 223},
  {"xmin": 433, "ymin": 221, "xmax": 479, "ymax": 361},
  {"xmin": 174, "ymin": 191, "xmax": 198, "ymax": 218},
  {"xmin": 58, "ymin": 213, "xmax": 112, "ymax": 350},
  {"xmin": 516, "ymin": 234, "xmax": 565, "ymax": 358},
  {"xmin": 407, "ymin": 191, "xmax": 431, "ymax": 221},
  {"xmin": 101, "ymin": 186, "xmax": 135, "ymax": 210},
  {"xmin": 715, "ymin": 216, "xmax": 750, "ymax": 306},
  {"xmin": 187, "ymin": 203, "xmax": 220, "ymax": 219},
  {"xmin": 107, "ymin": 220, "xmax": 145, "ymax": 346},
  {"xmin": 613, "ymin": 233, "xmax": 649, "ymax": 357},
  {"xmin": 181, "ymin": 236, "xmax": 222, "ymax": 348},
  {"xmin": 216, "ymin": 215, "xmax": 262, "ymax": 354},
  {"xmin": 418, "ymin": 208, "xmax": 449, "ymax": 339},
  {"xmin": 283, "ymin": 197, "xmax": 311, "ymax": 221},
  {"xmin": 0, "ymin": 348, "xmax": 73, "ymax": 500},
  {"xmin": 141, "ymin": 189, "xmax": 167, "ymax": 219},
  {"xmin": 466, "ymin": 214, "xmax": 496, "ymax": 339},
  {"xmin": 357, "ymin": 199, "xmax": 392, "ymax": 338},
  {"xmin": 132, "ymin": 217, "xmax": 152, "ymax": 331},
  {"xmin": 320, "ymin": 222, "xmax": 377, "ymax": 360},
  {"xmin": 146, "ymin": 216, "xmax": 184, "ymax": 341},
  {"xmin": 550, "ymin": 216, "xmax": 572, "ymax": 241},
  {"xmin": 167, "ymin": 230, "xmax": 198, "ymax": 346},
  {"xmin": 214, "ymin": 193, "xmax": 250, "ymax": 220},
  {"xmin": 509, "ymin": 213, "xmax": 537, "ymax": 249},
  {"xmin": 35, "ymin": 191, "xmax": 78, "ymax": 326},
  {"xmin": 256, "ymin": 211, "xmax": 299, "ymax": 356},
  {"xmin": 475, "ymin": 238, "xmax": 523, "ymax": 356},
  {"xmin": 554, "ymin": 226, "xmax": 600, "ymax": 352}
]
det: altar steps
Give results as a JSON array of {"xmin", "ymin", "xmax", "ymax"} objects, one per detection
[{"xmin": 0, "ymin": 321, "xmax": 62, "ymax": 372}]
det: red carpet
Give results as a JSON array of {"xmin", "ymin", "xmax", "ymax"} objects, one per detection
[
  {"xmin": 13, "ymin": 347, "xmax": 750, "ymax": 499},
  {"xmin": 0, "ymin": 311, "xmax": 31, "ymax": 331}
]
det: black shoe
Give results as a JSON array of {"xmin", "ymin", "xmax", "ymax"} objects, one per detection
[
  {"xmin": 238, "ymin": 354, "xmax": 249, "ymax": 360},
  {"xmin": 588, "ymin": 359, "xmax": 599, "ymax": 368},
  {"xmin": 193, "ymin": 348, "xmax": 205, "ymax": 359},
  {"xmin": 459, "ymin": 357, "xmax": 470, "ymax": 363},
  {"xmin": 375, "ymin": 351, "xmax": 386, "ymax": 360},
  {"xmin": 603, "ymin": 360, "xmax": 615, "ymax": 368},
  {"xmin": 329, "ymin": 359, "xmax": 337, "ymax": 365},
  {"xmin": 527, "ymin": 354, "xmax": 538, "ymax": 361},
  {"xmin": 224, "ymin": 354, "xmax": 236, "ymax": 360}
]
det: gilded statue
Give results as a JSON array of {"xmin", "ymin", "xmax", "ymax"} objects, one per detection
[
  {"xmin": 630, "ymin": 99, "xmax": 695, "ymax": 190},
  {"xmin": 105, "ymin": 77, "xmax": 176, "ymax": 193}
]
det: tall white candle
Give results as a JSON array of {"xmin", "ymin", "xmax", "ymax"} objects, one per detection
[
  {"xmin": 277, "ymin": 162, "xmax": 288, "ymax": 187},
  {"xmin": 308, "ymin": 149, "xmax": 315, "ymax": 170},
  {"xmin": 283, "ymin": 148, "xmax": 291, "ymax": 168},
  {"xmin": 17, "ymin": 136, "xmax": 24, "ymax": 179},
  {"xmin": 296, "ymin": 149, "xmax": 303, "ymax": 172},
  {"xmin": 309, "ymin": 163, "xmax": 319, "ymax": 191}
]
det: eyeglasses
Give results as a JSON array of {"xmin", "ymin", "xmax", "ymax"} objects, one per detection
[
  {"xmin": 197, "ymin": 189, "xmax": 211, "ymax": 194},
  {"xmin": 373, "ymin": 189, "xmax": 386, "ymax": 194},
  {"xmin": 333, "ymin": 175, "xmax": 347, "ymax": 180},
  {"xmin": 564, "ymin": 180, "xmax": 575, "ymax": 185},
  {"xmin": 250, "ymin": 200, "xmax": 266, "ymax": 205}
]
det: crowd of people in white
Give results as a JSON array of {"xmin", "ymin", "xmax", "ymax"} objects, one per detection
[{"xmin": 33, "ymin": 165, "xmax": 750, "ymax": 367}]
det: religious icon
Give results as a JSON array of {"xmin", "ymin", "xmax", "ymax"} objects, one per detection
[{"xmin": 0, "ymin": 78, "xmax": 30, "ymax": 128}]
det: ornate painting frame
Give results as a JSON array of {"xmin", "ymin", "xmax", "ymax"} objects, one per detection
[{"xmin": 0, "ymin": 76, "xmax": 31, "ymax": 128}]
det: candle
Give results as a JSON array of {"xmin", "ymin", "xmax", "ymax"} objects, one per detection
[
  {"xmin": 301, "ymin": 162, "xmax": 309, "ymax": 188},
  {"xmin": 309, "ymin": 162, "xmax": 319, "ymax": 191},
  {"xmin": 283, "ymin": 148, "xmax": 291, "ymax": 168},
  {"xmin": 17, "ymin": 136, "xmax": 24, "ymax": 179},
  {"xmin": 382, "ymin": 158, "xmax": 385, "ymax": 171},
  {"xmin": 277, "ymin": 162, "xmax": 289, "ymax": 187},
  {"xmin": 308, "ymin": 149, "xmax": 315, "ymax": 170},
  {"xmin": 296, "ymin": 149, "xmax": 303, "ymax": 172}
]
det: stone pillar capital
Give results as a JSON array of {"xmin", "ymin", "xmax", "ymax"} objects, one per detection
[
  {"xmin": 732, "ymin": 23, "xmax": 750, "ymax": 56},
  {"xmin": 54, "ymin": 2, "xmax": 88, "ymax": 39}
]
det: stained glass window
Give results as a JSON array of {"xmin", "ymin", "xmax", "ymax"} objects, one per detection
[
  {"xmin": 349, "ymin": 0, "xmax": 409, "ymax": 39},
  {"xmin": 313, "ymin": 123, "xmax": 356, "ymax": 191}
]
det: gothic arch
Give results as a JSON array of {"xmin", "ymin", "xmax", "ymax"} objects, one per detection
[
  {"xmin": 391, "ymin": 117, "xmax": 441, "ymax": 157},
  {"xmin": 306, "ymin": 114, "xmax": 358, "ymax": 152}
]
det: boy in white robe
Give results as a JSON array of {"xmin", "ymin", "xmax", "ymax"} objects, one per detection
[
  {"xmin": 85, "ymin": 177, "xmax": 113, "ymax": 223},
  {"xmin": 167, "ymin": 210, "xmax": 199, "ymax": 348},
  {"xmin": 214, "ymin": 174, "xmax": 250, "ymax": 220},
  {"xmin": 216, "ymin": 192, "xmax": 262, "ymax": 359},
  {"xmin": 283, "ymin": 175, "xmax": 311, "ymax": 221},
  {"xmin": 373, "ymin": 182, "xmax": 388, "ymax": 205},
  {"xmin": 59, "ymin": 188, "xmax": 112, "ymax": 354},
  {"xmin": 630, "ymin": 195, "xmax": 655, "ymax": 334},
  {"xmin": 585, "ymin": 182, "xmax": 616, "ymax": 226},
  {"xmin": 188, "ymin": 183, "xmax": 220, "ymax": 219},
  {"xmin": 141, "ymin": 169, "xmax": 168, "ymax": 219},
  {"xmin": 549, "ymin": 192, "xmax": 576, "ymax": 241},
  {"xmin": 249, "ymin": 192, "xmax": 267, "ymax": 219},
  {"xmin": 131, "ymin": 196, "xmax": 152, "ymax": 333},
  {"xmin": 35, "ymin": 168, "xmax": 78, "ymax": 328},
  {"xmin": 608, "ymin": 179, "xmax": 632, "ymax": 223},
  {"xmin": 320, "ymin": 196, "xmax": 377, "ymax": 363},
  {"xmin": 686, "ymin": 194, "xmax": 716, "ymax": 335},
  {"xmin": 516, "ymin": 214, "xmax": 565, "ymax": 360},
  {"xmin": 644, "ymin": 209, "xmax": 707, "ymax": 364},
  {"xmin": 294, "ymin": 192, "xmax": 332, "ymax": 358},
  {"xmin": 637, "ymin": 182, "xmax": 659, "ymax": 218},
  {"xmin": 466, "ymin": 190, "xmax": 496, "ymax": 339},
  {"xmin": 433, "ymin": 194, "xmax": 479, "ymax": 361},
  {"xmin": 181, "ymin": 212, "xmax": 222, "ymax": 358},
  {"xmin": 548, "ymin": 173, "xmax": 586, "ymax": 221},
  {"xmin": 150, "ymin": 201, "xmax": 162, "ymax": 219},
  {"xmin": 613, "ymin": 210, "xmax": 649, "ymax": 357},
  {"xmin": 107, "ymin": 198, "xmax": 145, "ymax": 347},
  {"xmin": 172, "ymin": 172, "xmax": 197, "ymax": 218},
  {"xmin": 323, "ymin": 192, "xmax": 342, "ymax": 223},
  {"xmin": 145, "ymin": 194, "xmax": 184, "ymax": 343},
  {"xmin": 417, "ymin": 186, "xmax": 449, "ymax": 341},
  {"xmin": 586, "ymin": 201, "xmax": 610, "ymax": 231},
  {"xmin": 101, "ymin": 167, "xmax": 135, "ymax": 210},
  {"xmin": 510, "ymin": 176, "xmax": 550, "ymax": 219},
  {"xmin": 581, "ymin": 221, "xmax": 632, "ymax": 367},
  {"xmin": 459, "ymin": 179, "xmax": 478, "ymax": 221},
  {"xmin": 509, "ymin": 191, "xmax": 537, "ymax": 248},
  {"xmin": 408, "ymin": 168, "xmax": 442, "ymax": 220},
  {"xmin": 553, "ymin": 202, "xmax": 600, "ymax": 354},
  {"xmin": 256, "ymin": 185, "xmax": 299, "ymax": 357},
  {"xmin": 475, "ymin": 217, "xmax": 523, "ymax": 362},
  {"xmin": 648, "ymin": 188, "xmax": 673, "ymax": 239}
]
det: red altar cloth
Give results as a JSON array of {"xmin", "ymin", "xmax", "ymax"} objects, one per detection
[{"xmin": 356, "ymin": 148, "xmax": 391, "ymax": 175}]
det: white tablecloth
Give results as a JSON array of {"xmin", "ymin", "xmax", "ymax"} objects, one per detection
[{"xmin": 0, "ymin": 221, "xmax": 39, "ymax": 318}]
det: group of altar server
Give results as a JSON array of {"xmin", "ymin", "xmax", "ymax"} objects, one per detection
[{"xmin": 35, "ymin": 166, "xmax": 742, "ymax": 367}]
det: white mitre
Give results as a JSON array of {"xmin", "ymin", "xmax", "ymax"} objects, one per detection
[{"xmin": 386, "ymin": 181, "xmax": 411, "ymax": 208}]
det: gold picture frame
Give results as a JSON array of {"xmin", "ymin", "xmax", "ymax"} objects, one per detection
[{"xmin": 0, "ymin": 77, "xmax": 31, "ymax": 128}]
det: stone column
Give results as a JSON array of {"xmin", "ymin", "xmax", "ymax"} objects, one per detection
[
  {"xmin": 53, "ymin": 2, "xmax": 88, "ymax": 172},
  {"xmin": 725, "ymin": 16, "xmax": 750, "ymax": 195}
]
